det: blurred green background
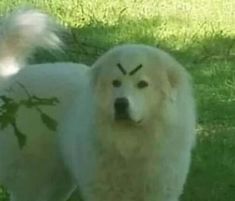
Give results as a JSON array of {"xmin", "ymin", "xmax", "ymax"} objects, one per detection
[{"xmin": 0, "ymin": 0, "xmax": 235, "ymax": 201}]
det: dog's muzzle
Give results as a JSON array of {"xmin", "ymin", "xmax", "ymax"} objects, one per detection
[{"xmin": 114, "ymin": 97, "xmax": 130, "ymax": 120}]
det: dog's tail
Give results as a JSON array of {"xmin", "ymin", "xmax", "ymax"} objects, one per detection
[{"xmin": 0, "ymin": 8, "xmax": 62, "ymax": 77}]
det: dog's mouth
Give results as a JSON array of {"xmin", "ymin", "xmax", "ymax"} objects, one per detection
[
  {"xmin": 114, "ymin": 112, "xmax": 143, "ymax": 125},
  {"xmin": 115, "ymin": 111, "xmax": 131, "ymax": 121}
]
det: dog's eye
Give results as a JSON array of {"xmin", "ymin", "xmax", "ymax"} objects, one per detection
[
  {"xmin": 112, "ymin": 80, "xmax": 122, "ymax": 87},
  {"xmin": 137, "ymin": 80, "xmax": 148, "ymax": 89}
]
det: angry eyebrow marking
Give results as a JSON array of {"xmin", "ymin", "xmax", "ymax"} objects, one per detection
[
  {"xmin": 129, "ymin": 64, "xmax": 143, "ymax": 76},
  {"xmin": 117, "ymin": 63, "xmax": 127, "ymax": 75}
]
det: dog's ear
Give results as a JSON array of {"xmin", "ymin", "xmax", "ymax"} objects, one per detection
[
  {"xmin": 166, "ymin": 65, "xmax": 183, "ymax": 102},
  {"xmin": 167, "ymin": 67, "xmax": 181, "ymax": 89}
]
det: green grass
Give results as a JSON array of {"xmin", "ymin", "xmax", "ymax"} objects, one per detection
[{"xmin": 0, "ymin": 0, "xmax": 235, "ymax": 201}]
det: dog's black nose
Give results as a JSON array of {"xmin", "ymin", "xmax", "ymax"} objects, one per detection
[
  {"xmin": 115, "ymin": 97, "xmax": 129, "ymax": 111},
  {"xmin": 114, "ymin": 97, "xmax": 129, "ymax": 120}
]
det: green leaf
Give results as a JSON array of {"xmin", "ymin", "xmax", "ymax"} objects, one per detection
[
  {"xmin": 40, "ymin": 112, "xmax": 57, "ymax": 131},
  {"xmin": 0, "ymin": 96, "xmax": 19, "ymax": 129},
  {"xmin": 12, "ymin": 122, "xmax": 26, "ymax": 149}
]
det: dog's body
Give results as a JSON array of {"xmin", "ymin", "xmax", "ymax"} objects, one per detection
[
  {"xmin": 0, "ymin": 9, "xmax": 89, "ymax": 201},
  {"xmin": 0, "ymin": 63, "xmax": 90, "ymax": 201},
  {"xmin": 61, "ymin": 44, "xmax": 196, "ymax": 201}
]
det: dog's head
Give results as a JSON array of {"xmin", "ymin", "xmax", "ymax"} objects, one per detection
[{"xmin": 92, "ymin": 44, "xmax": 184, "ymax": 126}]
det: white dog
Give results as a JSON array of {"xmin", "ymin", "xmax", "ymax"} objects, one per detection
[
  {"xmin": 0, "ymin": 9, "xmax": 90, "ymax": 201},
  {"xmin": 0, "ymin": 8, "xmax": 196, "ymax": 201},
  {"xmin": 60, "ymin": 44, "xmax": 197, "ymax": 201}
]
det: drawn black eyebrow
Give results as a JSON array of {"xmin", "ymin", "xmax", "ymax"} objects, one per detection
[
  {"xmin": 129, "ymin": 64, "xmax": 143, "ymax": 76},
  {"xmin": 117, "ymin": 63, "xmax": 127, "ymax": 75}
]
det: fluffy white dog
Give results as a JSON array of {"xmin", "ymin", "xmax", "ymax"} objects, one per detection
[
  {"xmin": 0, "ymin": 9, "xmax": 90, "ymax": 201},
  {"xmin": 0, "ymin": 8, "xmax": 196, "ymax": 201},
  {"xmin": 60, "ymin": 44, "xmax": 197, "ymax": 201}
]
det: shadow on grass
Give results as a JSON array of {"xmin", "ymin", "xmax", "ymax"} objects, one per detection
[
  {"xmin": 68, "ymin": 20, "xmax": 235, "ymax": 65},
  {"xmin": 33, "ymin": 16, "xmax": 235, "ymax": 66}
]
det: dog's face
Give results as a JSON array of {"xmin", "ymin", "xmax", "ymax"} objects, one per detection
[{"xmin": 92, "ymin": 44, "xmax": 182, "ymax": 126}]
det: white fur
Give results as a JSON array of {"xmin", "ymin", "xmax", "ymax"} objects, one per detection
[
  {"xmin": 60, "ymin": 44, "xmax": 197, "ymax": 201},
  {"xmin": 0, "ymin": 9, "xmax": 89, "ymax": 201},
  {"xmin": 0, "ymin": 8, "xmax": 61, "ymax": 77},
  {"xmin": 0, "ymin": 63, "xmax": 91, "ymax": 201}
]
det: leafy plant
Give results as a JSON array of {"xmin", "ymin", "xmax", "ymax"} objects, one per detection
[{"xmin": 0, "ymin": 83, "xmax": 59, "ymax": 148}]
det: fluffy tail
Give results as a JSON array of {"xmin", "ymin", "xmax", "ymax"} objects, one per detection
[{"xmin": 0, "ymin": 8, "xmax": 62, "ymax": 77}]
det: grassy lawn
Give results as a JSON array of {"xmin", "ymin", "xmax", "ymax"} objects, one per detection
[{"xmin": 0, "ymin": 0, "xmax": 235, "ymax": 200}]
